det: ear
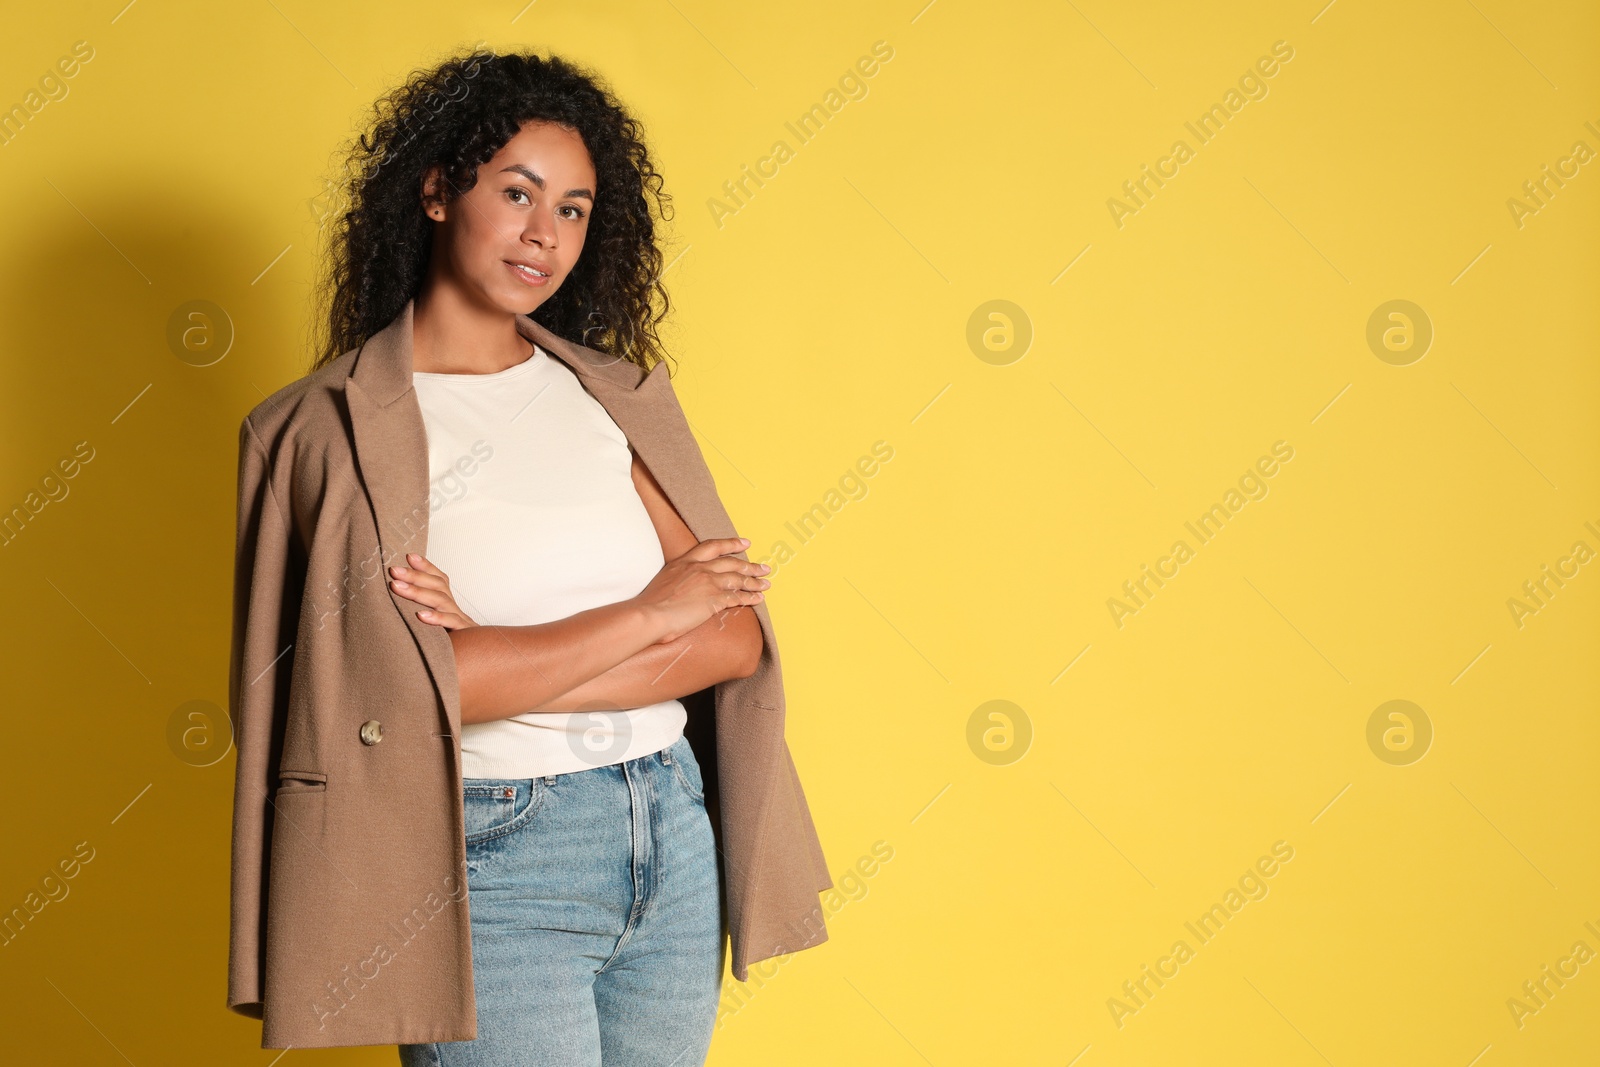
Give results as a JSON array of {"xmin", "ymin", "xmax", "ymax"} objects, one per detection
[{"xmin": 420, "ymin": 164, "xmax": 447, "ymax": 218}]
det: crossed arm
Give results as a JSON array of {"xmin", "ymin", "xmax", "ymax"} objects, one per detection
[{"xmin": 389, "ymin": 448, "xmax": 764, "ymax": 725}]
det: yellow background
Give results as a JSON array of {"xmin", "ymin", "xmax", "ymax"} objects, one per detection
[{"xmin": 1, "ymin": 0, "xmax": 1596, "ymax": 1063}]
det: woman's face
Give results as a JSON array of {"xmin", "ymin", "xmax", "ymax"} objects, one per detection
[{"xmin": 422, "ymin": 119, "xmax": 597, "ymax": 314}]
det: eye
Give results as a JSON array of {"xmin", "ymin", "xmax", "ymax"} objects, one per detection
[
  {"xmin": 559, "ymin": 204, "xmax": 587, "ymax": 220},
  {"xmin": 506, "ymin": 187, "xmax": 530, "ymax": 206}
]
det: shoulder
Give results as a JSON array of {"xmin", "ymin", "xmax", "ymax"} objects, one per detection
[
  {"xmin": 521, "ymin": 314, "xmax": 661, "ymax": 393},
  {"xmin": 240, "ymin": 352, "xmax": 358, "ymax": 454}
]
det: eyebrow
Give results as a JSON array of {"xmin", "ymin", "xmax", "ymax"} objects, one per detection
[{"xmin": 499, "ymin": 164, "xmax": 594, "ymax": 201}]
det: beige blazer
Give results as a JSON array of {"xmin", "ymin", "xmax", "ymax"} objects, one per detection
[{"xmin": 228, "ymin": 299, "xmax": 832, "ymax": 1049}]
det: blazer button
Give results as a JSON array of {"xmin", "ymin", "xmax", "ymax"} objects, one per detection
[{"xmin": 359, "ymin": 720, "xmax": 384, "ymax": 746}]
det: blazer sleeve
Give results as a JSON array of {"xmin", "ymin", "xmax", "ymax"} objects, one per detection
[{"xmin": 226, "ymin": 415, "xmax": 295, "ymax": 1019}]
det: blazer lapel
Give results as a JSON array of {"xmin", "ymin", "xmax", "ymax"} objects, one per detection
[{"xmin": 344, "ymin": 299, "xmax": 708, "ymax": 744}]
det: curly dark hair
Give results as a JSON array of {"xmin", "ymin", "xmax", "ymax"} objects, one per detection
[{"xmin": 308, "ymin": 46, "xmax": 674, "ymax": 374}]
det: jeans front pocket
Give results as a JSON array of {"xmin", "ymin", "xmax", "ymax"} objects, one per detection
[
  {"xmin": 462, "ymin": 778, "xmax": 543, "ymax": 847},
  {"xmin": 664, "ymin": 736, "xmax": 706, "ymax": 804}
]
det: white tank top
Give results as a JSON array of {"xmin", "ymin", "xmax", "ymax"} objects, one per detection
[{"xmin": 412, "ymin": 342, "xmax": 686, "ymax": 778}]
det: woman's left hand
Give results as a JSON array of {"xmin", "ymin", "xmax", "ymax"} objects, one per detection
[{"xmin": 388, "ymin": 553, "xmax": 480, "ymax": 630}]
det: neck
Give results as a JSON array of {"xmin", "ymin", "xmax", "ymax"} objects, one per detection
[{"xmin": 411, "ymin": 282, "xmax": 535, "ymax": 374}]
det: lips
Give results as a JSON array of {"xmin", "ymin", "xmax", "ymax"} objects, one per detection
[{"xmin": 505, "ymin": 260, "xmax": 553, "ymax": 287}]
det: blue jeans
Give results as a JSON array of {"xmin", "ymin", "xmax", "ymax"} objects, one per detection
[{"xmin": 398, "ymin": 733, "xmax": 725, "ymax": 1066}]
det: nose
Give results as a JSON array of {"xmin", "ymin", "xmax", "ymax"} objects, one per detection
[{"xmin": 522, "ymin": 206, "xmax": 558, "ymax": 249}]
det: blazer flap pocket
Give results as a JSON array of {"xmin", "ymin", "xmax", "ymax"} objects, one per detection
[{"xmin": 276, "ymin": 769, "xmax": 327, "ymax": 794}]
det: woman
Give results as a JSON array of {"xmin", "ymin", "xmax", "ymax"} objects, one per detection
[
  {"xmin": 228, "ymin": 46, "xmax": 831, "ymax": 1062},
  {"xmin": 376, "ymin": 49, "xmax": 763, "ymax": 1067}
]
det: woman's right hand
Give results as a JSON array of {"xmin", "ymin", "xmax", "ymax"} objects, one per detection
[{"xmin": 635, "ymin": 537, "xmax": 770, "ymax": 643}]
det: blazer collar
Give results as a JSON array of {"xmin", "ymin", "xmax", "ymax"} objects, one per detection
[
  {"xmin": 341, "ymin": 298, "xmax": 681, "ymax": 745},
  {"xmin": 348, "ymin": 297, "xmax": 665, "ymax": 403}
]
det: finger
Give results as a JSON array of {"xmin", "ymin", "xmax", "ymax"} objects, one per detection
[
  {"xmin": 404, "ymin": 553, "xmax": 448, "ymax": 580},
  {"xmin": 390, "ymin": 573, "xmax": 449, "ymax": 600},
  {"xmin": 696, "ymin": 553, "xmax": 768, "ymax": 571},
  {"xmin": 717, "ymin": 570, "xmax": 770, "ymax": 591},
  {"xmin": 699, "ymin": 556, "xmax": 772, "ymax": 578},
  {"xmin": 417, "ymin": 608, "xmax": 474, "ymax": 630},
  {"xmin": 389, "ymin": 578, "xmax": 455, "ymax": 609},
  {"xmin": 714, "ymin": 572, "xmax": 768, "ymax": 594},
  {"xmin": 389, "ymin": 564, "xmax": 450, "ymax": 594},
  {"xmin": 420, "ymin": 606, "xmax": 479, "ymax": 628},
  {"xmin": 682, "ymin": 537, "xmax": 752, "ymax": 561},
  {"xmin": 719, "ymin": 588, "xmax": 764, "ymax": 608}
]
